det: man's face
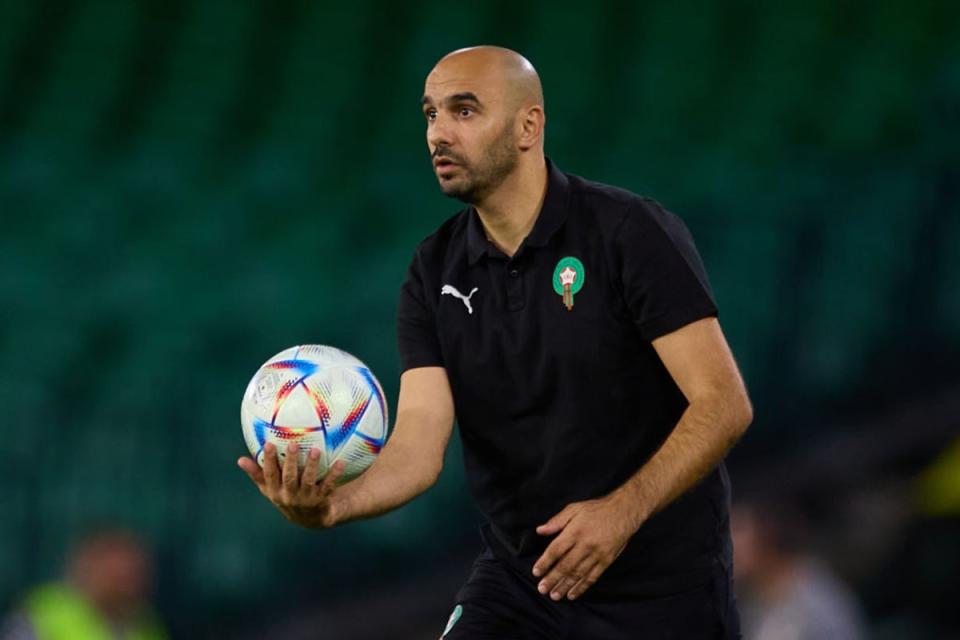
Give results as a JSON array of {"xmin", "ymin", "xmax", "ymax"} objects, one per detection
[{"xmin": 422, "ymin": 61, "xmax": 519, "ymax": 203}]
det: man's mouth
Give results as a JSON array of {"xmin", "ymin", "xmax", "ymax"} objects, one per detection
[{"xmin": 434, "ymin": 158, "xmax": 460, "ymax": 175}]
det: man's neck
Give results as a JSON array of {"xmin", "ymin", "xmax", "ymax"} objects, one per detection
[{"xmin": 474, "ymin": 157, "xmax": 548, "ymax": 258}]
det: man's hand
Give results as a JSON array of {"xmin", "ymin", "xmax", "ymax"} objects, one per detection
[
  {"xmin": 237, "ymin": 441, "xmax": 345, "ymax": 529},
  {"xmin": 532, "ymin": 493, "xmax": 644, "ymax": 601}
]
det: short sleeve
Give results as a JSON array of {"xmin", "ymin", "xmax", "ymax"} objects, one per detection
[
  {"xmin": 396, "ymin": 249, "xmax": 444, "ymax": 372},
  {"xmin": 614, "ymin": 200, "xmax": 718, "ymax": 341}
]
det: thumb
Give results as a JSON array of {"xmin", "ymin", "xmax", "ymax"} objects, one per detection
[
  {"xmin": 536, "ymin": 505, "xmax": 576, "ymax": 536},
  {"xmin": 237, "ymin": 457, "xmax": 266, "ymax": 487}
]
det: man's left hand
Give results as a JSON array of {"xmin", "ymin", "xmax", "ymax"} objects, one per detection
[{"xmin": 532, "ymin": 494, "xmax": 643, "ymax": 601}]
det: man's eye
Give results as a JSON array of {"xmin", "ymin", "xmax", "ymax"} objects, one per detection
[
  {"xmin": 459, "ymin": 107, "xmax": 473, "ymax": 117},
  {"xmin": 425, "ymin": 110, "xmax": 437, "ymax": 121}
]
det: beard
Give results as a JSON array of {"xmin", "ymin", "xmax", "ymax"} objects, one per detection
[{"xmin": 434, "ymin": 120, "xmax": 519, "ymax": 204}]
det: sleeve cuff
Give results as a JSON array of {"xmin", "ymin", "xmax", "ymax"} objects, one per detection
[{"xmin": 638, "ymin": 302, "xmax": 719, "ymax": 342}]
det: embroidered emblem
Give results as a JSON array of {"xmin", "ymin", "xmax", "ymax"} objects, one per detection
[
  {"xmin": 552, "ymin": 257, "xmax": 585, "ymax": 311},
  {"xmin": 442, "ymin": 604, "xmax": 463, "ymax": 637},
  {"xmin": 441, "ymin": 284, "xmax": 479, "ymax": 314}
]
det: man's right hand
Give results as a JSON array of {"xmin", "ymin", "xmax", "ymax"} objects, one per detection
[{"xmin": 237, "ymin": 441, "xmax": 345, "ymax": 529}]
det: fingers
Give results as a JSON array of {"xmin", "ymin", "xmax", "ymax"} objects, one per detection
[
  {"xmin": 568, "ymin": 563, "xmax": 606, "ymax": 601},
  {"xmin": 299, "ymin": 448, "xmax": 322, "ymax": 489},
  {"xmin": 548, "ymin": 555, "xmax": 596, "ymax": 601},
  {"xmin": 536, "ymin": 505, "xmax": 576, "ymax": 537},
  {"xmin": 537, "ymin": 543, "xmax": 589, "ymax": 600},
  {"xmin": 319, "ymin": 459, "xmax": 346, "ymax": 497},
  {"xmin": 250, "ymin": 443, "xmax": 346, "ymax": 525},
  {"xmin": 262, "ymin": 443, "xmax": 281, "ymax": 492},
  {"xmin": 533, "ymin": 533, "xmax": 575, "ymax": 580},
  {"xmin": 538, "ymin": 545, "xmax": 607, "ymax": 600},
  {"xmin": 237, "ymin": 457, "xmax": 265, "ymax": 488},
  {"xmin": 549, "ymin": 575, "xmax": 579, "ymax": 601},
  {"xmin": 282, "ymin": 442, "xmax": 300, "ymax": 493}
]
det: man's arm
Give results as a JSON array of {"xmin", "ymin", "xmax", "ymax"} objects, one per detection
[
  {"xmin": 238, "ymin": 366, "xmax": 455, "ymax": 529},
  {"xmin": 612, "ymin": 316, "xmax": 753, "ymax": 519},
  {"xmin": 532, "ymin": 317, "xmax": 753, "ymax": 601}
]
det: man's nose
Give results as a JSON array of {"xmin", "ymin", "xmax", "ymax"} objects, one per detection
[{"xmin": 427, "ymin": 114, "xmax": 454, "ymax": 151}]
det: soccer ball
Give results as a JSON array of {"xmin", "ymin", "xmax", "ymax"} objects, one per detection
[{"xmin": 241, "ymin": 345, "xmax": 388, "ymax": 482}]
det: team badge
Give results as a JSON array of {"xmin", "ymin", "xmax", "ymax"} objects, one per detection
[
  {"xmin": 552, "ymin": 257, "xmax": 585, "ymax": 311},
  {"xmin": 442, "ymin": 604, "xmax": 463, "ymax": 637}
]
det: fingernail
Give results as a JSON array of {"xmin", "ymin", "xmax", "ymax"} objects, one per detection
[
  {"xmin": 551, "ymin": 592, "xmax": 561, "ymax": 601},
  {"xmin": 538, "ymin": 583, "xmax": 547, "ymax": 594},
  {"xmin": 287, "ymin": 442, "xmax": 297, "ymax": 453},
  {"xmin": 310, "ymin": 449, "xmax": 320, "ymax": 460},
  {"xmin": 568, "ymin": 593, "xmax": 578, "ymax": 601},
  {"xmin": 532, "ymin": 568, "xmax": 541, "ymax": 577}
]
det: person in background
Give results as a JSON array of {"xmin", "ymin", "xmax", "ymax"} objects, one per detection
[
  {"xmin": 732, "ymin": 497, "xmax": 867, "ymax": 640},
  {"xmin": 0, "ymin": 529, "xmax": 166, "ymax": 640}
]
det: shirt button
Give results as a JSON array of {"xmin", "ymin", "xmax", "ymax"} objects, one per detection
[{"xmin": 509, "ymin": 269, "xmax": 519, "ymax": 278}]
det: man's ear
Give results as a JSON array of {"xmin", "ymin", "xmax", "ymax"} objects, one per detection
[{"xmin": 517, "ymin": 105, "xmax": 545, "ymax": 151}]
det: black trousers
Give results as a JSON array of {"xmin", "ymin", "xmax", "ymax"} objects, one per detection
[{"xmin": 441, "ymin": 550, "xmax": 741, "ymax": 639}]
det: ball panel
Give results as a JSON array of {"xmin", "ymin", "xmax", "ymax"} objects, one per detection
[
  {"xmin": 289, "ymin": 344, "xmax": 364, "ymax": 368},
  {"xmin": 335, "ymin": 436, "xmax": 381, "ymax": 481},
  {"xmin": 322, "ymin": 377, "xmax": 372, "ymax": 455},
  {"xmin": 275, "ymin": 384, "xmax": 324, "ymax": 427},
  {"xmin": 356, "ymin": 366, "xmax": 388, "ymax": 436}
]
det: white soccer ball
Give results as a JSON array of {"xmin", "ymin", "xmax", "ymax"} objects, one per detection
[{"xmin": 241, "ymin": 345, "xmax": 388, "ymax": 482}]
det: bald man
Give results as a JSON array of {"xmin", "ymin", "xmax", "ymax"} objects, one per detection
[{"xmin": 239, "ymin": 46, "xmax": 752, "ymax": 639}]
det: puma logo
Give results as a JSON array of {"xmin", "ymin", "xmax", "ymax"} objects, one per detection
[{"xmin": 441, "ymin": 284, "xmax": 479, "ymax": 314}]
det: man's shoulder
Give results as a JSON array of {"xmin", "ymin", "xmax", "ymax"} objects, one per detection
[{"xmin": 565, "ymin": 171, "xmax": 678, "ymax": 235}]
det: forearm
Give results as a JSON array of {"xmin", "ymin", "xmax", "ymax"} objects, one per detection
[
  {"xmin": 610, "ymin": 393, "xmax": 752, "ymax": 528},
  {"xmin": 329, "ymin": 411, "xmax": 446, "ymax": 526}
]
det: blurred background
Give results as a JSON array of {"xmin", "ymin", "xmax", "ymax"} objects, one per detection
[{"xmin": 1, "ymin": 0, "xmax": 958, "ymax": 638}]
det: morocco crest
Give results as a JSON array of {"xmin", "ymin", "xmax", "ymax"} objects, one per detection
[{"xmin": 552, "ymin": 256, "xmax": 585, "ymax": 311}]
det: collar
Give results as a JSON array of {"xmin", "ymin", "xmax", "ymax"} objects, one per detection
[{"xmin": 467, "ymin": 157, "xmax": 571, "ymax": 266}]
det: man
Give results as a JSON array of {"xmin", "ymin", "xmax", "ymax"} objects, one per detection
[
  {"xmin": 239, "ymin": 46, "xmax": 753, "ymax": 639},
  {"xmin": 732, "ymin": 498, "xmax": 867, "ymax": 640},
  {"xmin": 0, "ymin": 529, "xmax": 167, "ymax": 640}
]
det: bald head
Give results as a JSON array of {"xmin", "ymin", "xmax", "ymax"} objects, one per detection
[
  {"xmin": 431, "ymin": 46, "xmax": 543, "ymax": 110},
  {"xmin": 422, "ymin": 46, "xmax": 546, "ymax": 204}
]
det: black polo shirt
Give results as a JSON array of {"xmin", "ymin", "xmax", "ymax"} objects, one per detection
[{"xmin": 397, "ymin": 158, "xmax": 732, "ymax": 599}]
